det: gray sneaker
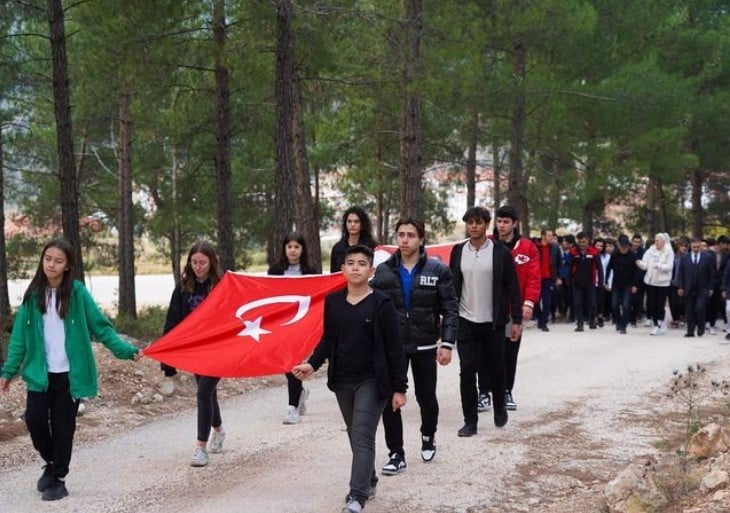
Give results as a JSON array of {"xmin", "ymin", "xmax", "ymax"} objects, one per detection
[
  {"xmin": 283, "ymin": 405, "xmax": 301, "ymax": 424},
  {"xmin": 209, "ymin": 429, "xmax": 226, "ymax": 453},
  {"xmin": 297, "ymin": 388, "xmax": 310, "ymax": 416},
  {"xmin": 190, "ymin": 447, "xmax": 209, "ymax": 467},
  {"xmin": 342, "ymin": 499, "xmax": 363, "ymax": 513}
]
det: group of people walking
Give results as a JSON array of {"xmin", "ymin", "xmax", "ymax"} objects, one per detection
[
  {"xmin": 536, "ymin": 232, "xmax": 730, "ymax": 339},
  {"xmin": 2, "ymin": 209, "xmax": 728, "ymax": 513}
]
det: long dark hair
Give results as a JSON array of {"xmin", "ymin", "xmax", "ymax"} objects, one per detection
[
  {"xmin": 340, "ymin": 206, "xmax": 378, "ymax": 246},
  {"xmin": 274, "ymin": 232, "xmax": 318, "ymax": 274},
  {"xmin": 180, "ymin": 241, "xmax": 222, "ymax": 294},
  {"xmin": 24, "ymin": 238, "xmax": 76, "ymax": 318}
]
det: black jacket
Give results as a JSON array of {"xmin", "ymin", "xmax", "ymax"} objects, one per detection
[
  {"xmin": 329, "ymin": 236, "xmax": 377, "ymax": 273},
  {"xmin": 308, "ymin": 289, "xmax": 408, "ymax": 399},
  {"xmin": 370, "ymin": 250, "xmax": 458, "ymax": 352},
  {"xmin": 160, "ymin": 278, "xmax": 214, "ymax": 376},
  {"xmin": 449, "ymin": 240, "xmax": 523, "ymax": 326},
  {"xmin": 677, "ymin": 251, "xmax": 716, "ymax": 296}
]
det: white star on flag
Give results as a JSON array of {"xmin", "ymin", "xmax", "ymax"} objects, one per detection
[{"xmin": 238, "ymin": 316, "xmax": 271, "ymax": 342}]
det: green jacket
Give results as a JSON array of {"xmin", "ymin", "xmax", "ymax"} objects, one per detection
[{"xmin": 1, "ymin": 280, "xmax": 139, "ymax": 399}]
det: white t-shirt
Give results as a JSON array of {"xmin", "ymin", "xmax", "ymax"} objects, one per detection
[{"xmin": 44, "ymin": 288, "xmax": 69, "ymax": 373}]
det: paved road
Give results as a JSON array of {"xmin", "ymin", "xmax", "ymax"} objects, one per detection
[
  {"xmin": 8, "ymin": 275, "xmax": 176, "ymax": 310},
  {"xmin": 1, "ymin": 322, "xmax": 729, "ymax": 513}
]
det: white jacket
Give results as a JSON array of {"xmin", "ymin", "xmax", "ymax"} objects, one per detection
[{"xmin": 637, "ymin": 234, "xmax": 674, "ymax": 287}]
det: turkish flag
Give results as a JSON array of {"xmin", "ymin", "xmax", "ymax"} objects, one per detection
[
  {"xmin": 143, "ymin": 272, "xmax": 346, "ymax": 377},
  {"xmin": 374, "ymin": 241, "xmax": 460, "ymax": 266}
]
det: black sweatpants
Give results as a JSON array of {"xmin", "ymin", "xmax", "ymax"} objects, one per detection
[
  {"xmin": 382, "ymin": 349, "xmax": 438, "ymax": 457},
  {"xmin": 25, "ymin": 372, "xmax": 80, "ymax": 479}
]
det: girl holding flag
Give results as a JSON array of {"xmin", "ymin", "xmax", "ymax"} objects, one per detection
[
  {"xmin": 0, "ymin": 239, "xmax": 141, "ymax": 501},
  {"xmin": 267, "ymin": 231, "xmax": 320, "ymax": 424},
  {"xmin": 161, "ymin": 240, "xmax": 226, "ymax": 467}
]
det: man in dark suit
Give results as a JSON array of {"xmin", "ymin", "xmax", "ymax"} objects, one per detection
[{"xmin": 677, "ymin": 238, "xmax": 717, "ymax": 337}]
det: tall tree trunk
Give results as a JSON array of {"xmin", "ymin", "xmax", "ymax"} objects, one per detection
[
  {"xmin": 689, "ymin": 168, "xmax": 703, "ymax": 238},
  {"xmin": 117, "ymin": 92, "xmax": 136, "ymax": 318},
  {"xmin": 492, "ymin": 138, "xmax": 501, "ymax": 209},
  {"xmin": 646, "ymin": 175, "xmax": 657, "ymax": 236},
  {"xmin": 655, "ymin": 175, "xmax": 667, "ymax": 234},
  {"xmin": 272, "ymin": 0, "xmax": 296, "ymax": 262},
  {"xmin": 465, "ymin": 109, "xmax": 478, "ymax": 209},
  {"xmin": 213, "ymin": 0, "xmax": 235, "ymax": 271},
  {"xmin": 47, "ymin": 0, "xmax": 83, "ymax": 280},
  {"xmin": 398, "ymin": 0, "xmax": 423, "ymax": 218},
  {"xmin": 0, "ymin": 122, "xmax": 11, "ymax": 340},
  {"xmin": 291, "ymin": 65, "xmax": 321, "ymax": 268},
  {"xmin": 170, "ymin": 146, "xmax": 182, "ymax": 284},
  {"xmin": 508, "ymin": 41, "xmax": 529, "ymax": 233}
]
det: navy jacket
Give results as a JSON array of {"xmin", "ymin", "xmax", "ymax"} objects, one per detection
[{"xmin": 677, "ymin": 251, "xmax": 716, "ymax": 296}]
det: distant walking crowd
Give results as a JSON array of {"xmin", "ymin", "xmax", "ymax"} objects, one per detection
[
  {"xmin": 535, "ymin": 232, "xmax": 730, "ymax": 339},
  {"xmin": 2, "ymin": 210, "xmax": 729, "ymax": 513}
]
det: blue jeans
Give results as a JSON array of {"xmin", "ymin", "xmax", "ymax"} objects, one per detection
[
  {"xmin": 612, "ymin": 285, "xmax": 632, "ymax": 331},
  {"xmin": 538, "ymin": 278, "xmax": 555, "ymax": 326},
  {"xmin": 335, "ymin": 379, "xmax": 385, "ymax": 504}
]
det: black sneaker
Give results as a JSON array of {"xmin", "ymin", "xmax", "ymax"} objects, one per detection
[
  {"xmin": 41, "ymin": 478, "xmax": 68, "ymax": 501},
  {"xmin": 477, "ymin": 393, "xmax": 491, "ymax": 412},
  {"xmin": 457, "ymin": 423, "xmax": 477, "ymax": 437},
  {"xmin": 597, "ymin": 318, "xmax": 604, "ymax": 328},
  {"xmin": 421, "ymin": 435, "xmax": 436, "ymax": 462},
  {"xmin": 381, "ymin": 452, "xmax": 406, "ymax": 475},
  {"xmin": 505, "ymin": 391, "xmax": 517, "ymax": 411},
  {"xmin": 37, "ymin": 462, "xmax": 55, "ymax": 492},
  {"xmin": 494, "ymin": 408, "xmax": 508, "ymax": 428},
  {"xmin": 726, "ymin": 333, "xmax": 730, "ymax": 341},
  {"xmin": 574, "ymin": 324, "xmax": 584, "ymax": 332}
]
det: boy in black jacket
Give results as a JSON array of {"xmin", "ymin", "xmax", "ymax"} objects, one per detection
[
  {"xmin": 293, "ymin": 245, "xmax": 408, "ymax": 513},
  {"xmin": 370, "ymin": 218, "xmax": 457, "ymax": 473}
]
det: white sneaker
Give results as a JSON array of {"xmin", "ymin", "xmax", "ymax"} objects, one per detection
[
  {"xmin": 297, "ymin": 388, "xmax": 310, "ymax": 416},
  {"xmin": 658, "ymin": 323, "xmax": 667, "ymax": 335},
  {"xmin": 650, "ymin": 327, "xmax": 660, "ymax": 336},
  {"xmin": 283, "ymin": 405, "xmax": 300, "ymax": 424},
  {"xmin": 709, "ymin": 327, "xmax": 717, "ymax": 335},
  {"xmin": 209, "ymin": 429, "xmax": 226, "ymax": 453},
  {"xmin": 190, "ymin": 447, "xmax": 208, "ymax": 467}
]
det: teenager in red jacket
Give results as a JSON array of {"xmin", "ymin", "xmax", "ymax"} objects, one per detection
[
  {"xmin": 570, "ymin": 232, "xmax": 600, "ymax": 331},
  {"xmin": 477, "ymin": 205, "xmax": 540, "ymax": 411}
]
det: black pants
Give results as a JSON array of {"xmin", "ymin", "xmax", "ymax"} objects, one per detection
[
  {"xmin": 573, "ymin": 284, "xmax": 596, "ymax": 326},
  {"xmin": 286, "ymin": 372, "xmax": 303, "ymax": 407},
  {"xmin": 645, "ymin": 285, "xmax": 669, "ymax": 325},
  {"xmin": 457, "ymin": 318, "xmax": 505, "ymax": 426},
  {"xmin": 195, "ymin": 375, "xmax": 222, "ymax": 442},
  {"xmin": 668, "ymin": 285, "xmax": 684, "ymax": 322},
  {"xmin": 630, "ymin": 284, "xmax": 645, "ymax": 324},
  {"xmin": 685, "ymin": 291, "xmax": 710, "ymax": 336},
  {"xmin": 382, "ymin": 350, "xmax": 438, "ymax": 457},
  {"xmin": 478, "ymin": 332, "xmax": 521, "ymax": 396},
  {"xmin": 25, "ymin": 372, "xmax": 80, "ymax": 479}
]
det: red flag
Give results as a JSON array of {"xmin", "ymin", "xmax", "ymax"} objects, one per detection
[
  {"xmin": 375, "ymin": 241, "xmax": 460, "ymax": 266},
  {"xmin": 143, "ymin": 272, "xmax": 346, "ymax": 377}
]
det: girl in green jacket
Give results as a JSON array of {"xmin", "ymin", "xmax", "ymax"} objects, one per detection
[{"xmin": 0, "ymin": 239, "xmax": 141, "ymax": 501}]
